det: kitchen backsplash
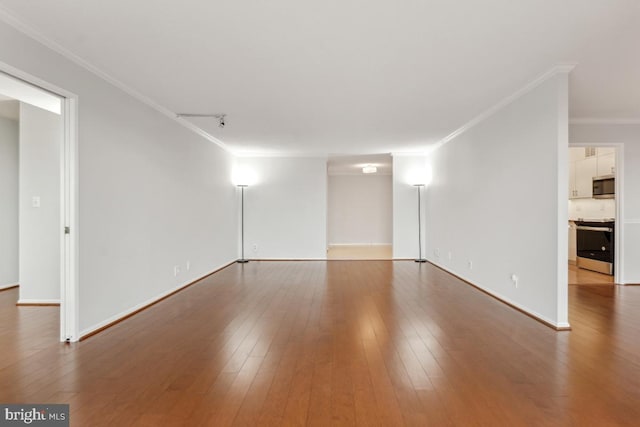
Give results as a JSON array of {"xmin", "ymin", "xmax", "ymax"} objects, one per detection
[{"xmin": 568, "ymin": 198, "xmax": 616, "ymax": 220}]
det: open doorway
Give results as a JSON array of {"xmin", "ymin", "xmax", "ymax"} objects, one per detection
[
  {"xmin": 0, "ymin": 67, "xmax": 78, "ymax": 342},
  {"xmin": 326, "ymin": 154, "xmax": 393, "ymax": 260},
  {"xmin": 567, "ymin": 145, "xmax": 621, "ymax": 286}
]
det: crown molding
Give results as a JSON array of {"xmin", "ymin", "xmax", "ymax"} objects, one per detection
[
  {"xmin": 438, "ymin": 63, "xmax": 577, "ymax": 147},
  {"xmin": 0, "ymin": 5, "xmax": 231, "ymax": 153},
  {"xmin": 570, "ymin": 117, "xmax": 640, "ymax": 125}
]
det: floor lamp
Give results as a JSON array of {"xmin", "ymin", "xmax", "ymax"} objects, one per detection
[
  {"xmin": 414, "ymin": 184, "xmax": 427, "ymax": 263},
  {"xmin": 237, "ymin": 184, "xmax": 249, "ymax": 263}
]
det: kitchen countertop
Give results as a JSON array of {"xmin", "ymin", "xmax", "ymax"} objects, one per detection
[{"xmin": 569, "ymin": 218, "xmax": 615, "ymax": 222}]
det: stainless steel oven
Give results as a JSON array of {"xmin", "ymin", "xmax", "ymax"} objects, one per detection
[{"xmin": 576, "ymin": 220, "xmax": 614, "ymax": 275}]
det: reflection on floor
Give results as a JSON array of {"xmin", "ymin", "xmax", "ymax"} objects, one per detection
[
  {"xmin": 326, "ymin": 244, "xmax": 392, "ymax": 260},
  {"xmin": 569, "ymin": 263, "xmax": 614, "ymax": 285},
  {"xmin": 4, "ymin": 261, "xmax": 640, "ymax": 424}
]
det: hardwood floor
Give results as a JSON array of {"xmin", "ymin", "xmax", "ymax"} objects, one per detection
[
  {"xmin": 2, "ymin": 261, "xmax": 640, "ymax": 426},
  {"xmin": 568, "ymin": 263, "xmax": 615, "ymax": 285}
]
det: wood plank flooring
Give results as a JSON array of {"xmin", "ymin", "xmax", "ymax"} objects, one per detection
[
  {"xmin": 568, "ymin": 263, "xmax": 615, "ymax": 285},
  {"xmin": 1, "ymin": 261, "xmax": 640, "ymax": 426}
]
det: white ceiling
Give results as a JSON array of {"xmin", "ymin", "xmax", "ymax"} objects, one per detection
[{"xmin": 0, "ymin": 0, "xmax": 638, "ymax": 155}]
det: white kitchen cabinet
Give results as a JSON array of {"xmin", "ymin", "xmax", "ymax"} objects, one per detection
[
  {"xmin": 570, "ymin": 156, "xmax": 597, "ymax": 199},
  {"xmin": 569, "ymin": 147, "xmax": 587, "ymax": 162},
  {"xmin": 597, "ymin": 152, "xmax": 615, "ymax": 177},
  {"xmin": 569, "ymin": 161, "xmax": 576, "ymax": 197},
  {"xmin": 597, "ymin": 147, "xmax": 616, "ymax": 156}
]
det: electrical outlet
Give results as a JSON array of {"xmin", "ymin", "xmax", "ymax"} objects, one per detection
[
  {"xmin": 174, "ymin": 266, "xmax": 180, "ymax": 277},
  {"xmin": 468, "ymin": 260, "xmax": 473, "ymax": 270},
  {"xmin": 435, "ymin": 248, "xmax": 440, "ymax": 258},
  {"xmin": 448, "ymin": 251, "xmax": 452, "ymax": 261},
  {"xmin": 186, "ymin": 261, "xmax": 190, "ymax": 271},
  {"xmin": 511, "ymin": 274, "xmax": 519, "ymax": 288},
  {"xmin": 252, "ymin": 243, "xmax": 258, "ymax": 252}
]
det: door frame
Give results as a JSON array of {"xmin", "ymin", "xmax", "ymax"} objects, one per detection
[
  {"xmin": 0, "ymin": 61, "xmax": 79, "ymax": 341},
  {"xmin": 568, "ymin": 142, "xmax": 624, "ymax": 284}
]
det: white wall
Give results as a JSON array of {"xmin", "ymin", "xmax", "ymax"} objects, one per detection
[
  {"xmin": 328, "ymin": 174, "xmax": 392, "ymax": 245},
  {"xmin": 0, "ymin": 115, "xmax": 19, "ymax": 289},
  {"xmin": 0, "ymin": 20, "xmax": 237, "ymax": 336},
  {"xmin": 236, "ymin": 157, "xmax": 327, "ymax": 259},
  {"xmin": 419, "ymin": 73, "xmax": 569, "ymax": 327},
  {"xmin": 18, "ymin": 103, "xmax": 62, "ymax": 302},
  {"xmin": 392, "ymin": 155, "xmax": 429, "ymax": 259},
  {"xmin": 570, "ymin": 123, "xmax": 640, "ymax": 283}
]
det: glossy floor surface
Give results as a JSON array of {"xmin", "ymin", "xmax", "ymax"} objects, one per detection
[
  {"xmin": 568, "ymin": 263, "xmax": 615, "ymax": 285},
  {"xmin": 1, "ymin": 261, "xmax": 640, "ymax": 426}
]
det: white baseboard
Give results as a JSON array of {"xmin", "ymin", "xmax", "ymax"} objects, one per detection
[
  {"xmin": 79, "ymin": 260, "xmax": 235, "ymax": 339},
  {"xmin": 17, "ymin": 299, "xmax": 60, "ymax": 305},
  {"xmin": 427, "ymin": 259, "xmax": 570, "ymax": 330},
  {"xmin": 0, "ymin": 283, "xmax": 19, "ymax": 290}
]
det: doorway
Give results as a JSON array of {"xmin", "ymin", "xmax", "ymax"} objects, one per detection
[
  {"xmin": 0, "ymin": 65, "xmax": 78, "ymax": 342},
  {"xmin": 567, "ymin": 144, "xmax": 622, "ymax": 286},
  {"xmin": 326, "ymin": 154, "xmax": 393, "ymax": 260}
]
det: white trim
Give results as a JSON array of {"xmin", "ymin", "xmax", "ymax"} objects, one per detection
[
  {"xmin": 0, "ymin": 60, "xmax": 75, "ymax": 100},
  {"xmin": 570, "ymin": 118, "xmax": 640, "ymax": 125},
  {"xmin": 616, "ymin": 145, "xmax": 625, "ymax": 285},
  {"xmin": 569, "ymin": 141, "xmax": 624, "ymax": 285},
  {"xmin": 0, "ymin": 71, "xmax": 61, "ymax": 114},
  {"xmin": 17, "ymin": 299, "xmax": 61, "ymax": 304},
  {"xmin": 79, "ymin": 262, "xmax": 233, "ymax": 338},
  {"xmin": 429, "ymin": 260, "xmax": 569, "ymax": 329},
  {"xmin": 0, "ymin": 5, "xmax": 230, "ymax": 154},
  {"xmin": 61, "ymin": 96, "xmax": 79, "ymax": 342},
  {"xmin": 0, "ymin": 283, "xmax": 19, "ymax": 290},
  {"xmin": 0, "ymin": 62, "xmax": 80, "ymax": 342},
  {"xmin": 438, "ymin": 64, "xmax": 577, "ymax": 147},
  {"xmin": 556, "ymin": 72, "xmax": 569, "ymax": 326}
]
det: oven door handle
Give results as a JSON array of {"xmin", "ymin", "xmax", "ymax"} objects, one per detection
[{"xmin": 576, "ymin": 226, "xmax": 613, "ymax": 232}]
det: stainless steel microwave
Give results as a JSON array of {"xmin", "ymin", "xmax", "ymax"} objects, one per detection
[{"xmin": 593, "ymin": 175, "xmax": 615, "ymax": 199}]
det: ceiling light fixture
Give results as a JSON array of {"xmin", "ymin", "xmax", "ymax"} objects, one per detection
[
  {"xmin": 176, "ymin": 113, "xmax": 226, "ymax": 128},
  {"xmin": 362, "ymin": 165, "xmax": 377, "ymax": 174}
]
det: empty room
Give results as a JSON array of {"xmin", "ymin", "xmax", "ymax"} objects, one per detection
[{"xmin": 1, "ymin": 1, "xmax": 640, "ymax": 426}]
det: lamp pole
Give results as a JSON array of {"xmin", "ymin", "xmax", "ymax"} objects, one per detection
[
  {"xmin": 237, "ymin": 184, "xmax": 249, "ymax": 263},
  {"xmin": 414, "ymin": 184, "xmax": 426, "ymax": 263}
]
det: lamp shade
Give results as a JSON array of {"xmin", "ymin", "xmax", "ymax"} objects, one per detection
[
  {"xmin": 232, "ymin": 166, "xmax": 257, "ymax": 186},
  {"xmin": 406, "ymin": 166, "xmax": 432, "ymax": 187}
]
